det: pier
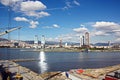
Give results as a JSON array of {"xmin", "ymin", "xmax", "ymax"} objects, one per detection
[{"xmin": 10, "ymin": 59, "xmax": 40, "ymax": 62}]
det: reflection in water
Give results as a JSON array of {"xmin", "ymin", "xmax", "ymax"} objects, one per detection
[
  {"xmin": 39, "ymin": 51, "xmax": 48, "ymax": 73},
  {"xmin": 79, "ymin": 52, "xmax": 89, "ymax": 59}
]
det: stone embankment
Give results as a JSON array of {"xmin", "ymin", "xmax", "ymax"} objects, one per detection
[
  {"xmin": 0, "ymin": 60, "xmax": 69, "ymax": 80},
  {"xmin": 0, "ymin": 60, "xmax": 120, "ymax": 80},
  {"xmin": 69, "ymin": 64, "xmax": 120, "ymax": 80}
]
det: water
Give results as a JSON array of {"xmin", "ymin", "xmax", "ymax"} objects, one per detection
[{"xmin": 0, "ymin": 48, "xmax": 120, "ymax": 74}]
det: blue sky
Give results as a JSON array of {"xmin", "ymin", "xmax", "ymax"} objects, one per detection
[{"xmin": 0, "ymin": 0, "xmax": 120, "ymax": 43}]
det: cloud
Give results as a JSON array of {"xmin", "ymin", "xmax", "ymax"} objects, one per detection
[
  {"xmin": 20, "ymin": 1, "xmax": 50, "ymax": 18},
  {"xmin": 92, "ymin": 21, "xmax": 120, "ymax": 31},
  {"xmin": 43, "ymin": 24, "xmax": 60, "ymax": 28},
  {"xmin": 42, "ymin": 26, "xmax": 51, "ymax": 29},
  {"xmin": 46, "ymin": 37, "xmax": 60, "ymax": 42},
  {"xmin": 93, "ymin": 31, "xmax": 109, "ymax": 36},
  {"xmin": 91, "ymin": 21, "xmax": 120, "ymax": 36},
  {"xmin": 63, "ymin": 0, "xmax": 80, "ymax": 10},
  {"xmin": 29, "ymin": 20, "xmax": 39, "ymax": 28},
  {"xmin": 57, "ymin": 33, "xmax": 81, "ymax": 42},
  {"xmin": 114, "ymin": 32, "xmax": 120, "ymax": 37},
  {"xmin": 73, "ymin": 27, "xmax": 88, "ymax": 33},
  {"xmin": 38, "ymin": 11, "xmax": 50, "ymax": 18},
  {"xmin": 0, "ymin": 0, "xmax": 23, "ymax": 11},
  {"xmin": 66, "ymin": 1, "xmax": 72, "ymax": 8},
  {"xmin": 115, "ymin": 38, "xmax": 120, "ymax": 42},
  {"xmin": 0, "ymin": 0, "xmax": 50, "ymax": 29},
  {"xmin": 24, "ymin": 11, "xmax": 50, "ymax": 18},
  {"xmin": 53, "ymin": 24, "xmax": 60, "ymax": 28},
  {"xmin": 80, "ymin": 24, "xmax": 85, "ymax": 27},
  {"xmin": 43, "ymin": 0, "xmax": 80, "ymax": 11},
  {"xmin": 73, "ymin": 0, "xmax": 80, "ymax": 6},
  {"xmin": 0, "ymin": 0, "xmax": 20, "ymax": 6},
  {"xmin": 0, "ymin": 0, "xmax": 50, "ymax": 18},
  {"xmin": 14, "ymin": 17, "xmax": 29, "ymax": 22},
  {"xmin": 20, "ymin": 1, "xmax": 46, "ymax": 12},
  {"xmin": 14, "ymin": 16, "xmax": 39, "ymax": 28}
]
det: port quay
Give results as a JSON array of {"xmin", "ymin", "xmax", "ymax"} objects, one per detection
[{"xmin": 0, "ymin": 60, "xmax": 120, "ymax": 80}]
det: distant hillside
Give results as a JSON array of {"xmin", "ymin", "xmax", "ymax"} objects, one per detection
[
  {"xmin": 94, "ymin": 43, "xmax": 109, "ymax": 46},
  {"xmin": 0, "ymin": 38, "xmax": 9, "ymax": 41},
  {"xmin": 93, "ymin": 43, "xmax": 120, "ymax": 46}
]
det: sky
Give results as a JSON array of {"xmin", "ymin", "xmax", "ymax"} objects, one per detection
[{"xmin": 0, "ymin": 0, "xmax": 120, "ymax": 43}]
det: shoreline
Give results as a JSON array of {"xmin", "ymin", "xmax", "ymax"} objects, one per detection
[
  {"xmin": 21, "ymin": 48, "xmax": 120, "ymax": 52},
  {"xmin": 0, "ymin": 60, "xmax": 120, "ymax": 80},
  {"xmin": 1, "ymin": 47, "xmax": 120, "ymax": 52}
]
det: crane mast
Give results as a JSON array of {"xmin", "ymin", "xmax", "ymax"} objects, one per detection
[{"xmin": 0, "ymin": 27, "xmax": 21, "ymax": 36}]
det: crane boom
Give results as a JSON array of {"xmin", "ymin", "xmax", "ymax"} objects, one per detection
[{"xmin": 0, "ymin": 27, "xmax": 21, "ymax": 36}]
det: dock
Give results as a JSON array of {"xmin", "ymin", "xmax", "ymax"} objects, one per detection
[{"xmin": 10, "ymin": 58, "xmax": 40, "ymax": 62}]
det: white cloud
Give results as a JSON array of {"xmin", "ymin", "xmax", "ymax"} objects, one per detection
[
  {"xmin": 73, "ymin": 0, "xmax": 80, "ymax": 6},
  {"xmin": 0, "ymin": 0, "xmax": 50, "ymax": 29},
  {"xmin": 24, "ymin": 11, "xmax": 50, "ymax": 18},
  {"xmin": 63, "ymin": 0, "xmax": 80, "ymax": 10},
  {"xmin": 20, "ymin": 1, "xmax": 46, "ymax": 12},
  {"xmin": 46, "ymin": 37, "xmax": 60, "ymax": 42},
  {"xmin": 14, "ymin": 16, "xmax": 40, "ymax": 28},
  {"xmin": 53, "ymin": 24, "xmax": 60, "ymax": 28},
  {"xmin": 115, "ymin": 38, "xmax": 120, "ymax": 43},
  {"xmin": 93, "ymin": 31, "xmax": 108, "ymax": 36},
  {"xmin": 58, "ymin": 33, "xmax": 81, "ymax": 42},
  {"xmin": 92, "ymin": 21, "xmax": 120, "ymax": 31},
  {"xmin": 80, "ymin": 24, "xmax": 85, "ymax": 27},
  {"xmin": 29, "ymin": 21, "xmax": 39, "ymax": 28},
  {"xmin": 20, "ymin": 1, "xmax": 50, "ymax": 18},
  {"xmin": 115, "ymin": 32, "xmax": 120, "ymax": 37},
  {"xmin": 91, "ymin": 21, "xmax": 120, "ymax": 37},
  {"xmin": 0, "ymin": 0, "xmax": 50, "ymax": 18},
  {"xmin": 38, "ymin": 11, "xmax": 50, "ymax": 18},
  {"xmin": 43, "ymin": 24, "xmax": 60, "ymax": 28},
  {"xmin": 73, "ymin": 27, "xmax": 88, "ymax": 33},
  {"xmin": 0, "ymin": 0, "xmax": 20, "ymax": 6},
  {"xmin": 14, "ymin": 17, "xmax": 29, "ymax": 22}
]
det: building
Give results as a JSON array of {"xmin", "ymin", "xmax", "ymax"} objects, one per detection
[
  {"xmin": 85, "ymin": 32, "xmax": 89, "ymax": 47},
  {"xmin": 82, "ymin": 36, "xmax": 85, "ymax": 46},
  {"xmin": 41, "ymin": 35, "xmax": 45, "ymax": 48},
  {"xmin": 59, "ymin": 39, "xmax": 62, "ymax": 47},
  {"xmin": 34, "ymin": 35, "xmax": 38, "ymax": 48}
]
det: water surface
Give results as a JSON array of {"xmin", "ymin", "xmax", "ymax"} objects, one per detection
[{"xmin": 0, "ymin": 48, "xmax": 120, "ymax": 73}]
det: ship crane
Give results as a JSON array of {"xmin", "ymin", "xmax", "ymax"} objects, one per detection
[{"xmin": 0, "ymin": 27, "xmax": 21, "ymax": 36}]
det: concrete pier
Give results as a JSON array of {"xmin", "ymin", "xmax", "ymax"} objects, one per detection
[{"xmin": 10, "ymin": 58, "xmax": 40, "ymax": 62}]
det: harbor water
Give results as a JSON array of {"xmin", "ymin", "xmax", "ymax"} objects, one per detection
[{"xmin": 0, "ymin": 48, "xmax": 120, "ymax": 74}]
